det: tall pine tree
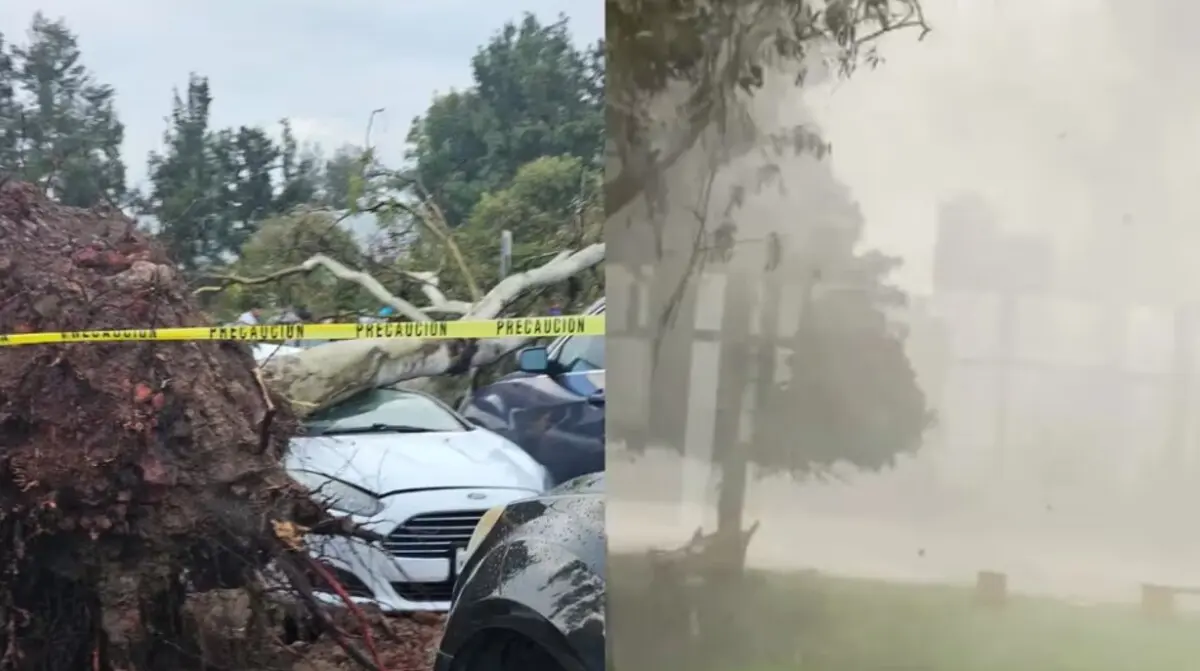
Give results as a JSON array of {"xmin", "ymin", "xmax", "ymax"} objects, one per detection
[
  {"xmin": 146, "ymin": 76, "xmax": 333, "ymax": 268},
  {"xmin": 0, "ymin": 33, "xmax": 19, "ymax": 175},
  {"xmin": 3, "ymin": 13, "xmax": 126, "ymax": 207},
  {"xmin": 226, "ymin": 125, "xmax": 279, "ymax": 247},
  {"xmin": 275, "ymin": 119, "xmax": 321, "ymax": 212},
  {"xmin": 146, "ymin": 74, "xmax": 223, "ymax": 268}
]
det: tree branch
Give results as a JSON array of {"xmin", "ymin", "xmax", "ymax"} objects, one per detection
[
  {"xmin": 194, "ymin": 254, "xmax": 433, "ymax": 322},
  {"xmin": 390, "ymin": 193, "xmax": 483, "ymax": 302},
  {"xmin": 606, "ymin": 106, "xmax": 710, "ymax": 217},
  {"xmin": 467, "ymin": 244, "xmax": 604, "ymax": 319},
  {"xmin": 398, "ymin": 269, "xmax": 472, "ymax": 315}
]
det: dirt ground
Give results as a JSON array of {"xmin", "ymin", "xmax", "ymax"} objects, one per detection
[
  {"xmin": 292, "ymin": 615, "xmax": 444, "ymax": 671},
  {"xmin": 185, "ymin": 591, "xmax": 445, "ymax": 671}
]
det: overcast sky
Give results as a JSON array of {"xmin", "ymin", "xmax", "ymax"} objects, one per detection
[
  {"xmin": 806, "ymin": 0, "xmax": 1198, "ymax": 296},
  {"xmin": 0, "ymin": 0, "xmax": 603, "ymax": 191}
]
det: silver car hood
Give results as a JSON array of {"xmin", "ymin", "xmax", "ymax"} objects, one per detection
[{"xmin": 284, "ymin": 428, "xmax": 548, "ymax": 496}]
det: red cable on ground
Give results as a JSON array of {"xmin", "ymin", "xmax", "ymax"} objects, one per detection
[{"xmin": 305, "ymin": 556, "xmax": 391, "ymax": 671}]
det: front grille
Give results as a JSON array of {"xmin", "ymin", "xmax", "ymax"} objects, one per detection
[{"xmin": 382, "ymin": 509, "xmax": 487, "ymax": 558}]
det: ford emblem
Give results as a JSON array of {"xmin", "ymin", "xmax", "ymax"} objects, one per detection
[{"xmin": 467, "ymin": 493, "xmax": 486, "ymax": 500}]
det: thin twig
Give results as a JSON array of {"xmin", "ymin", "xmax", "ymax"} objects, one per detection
[
  {"xmin": 390, "ymin": 194, "xmax": 482, "ymax": 302},
  {"xmin": 194, "ymin": 253, "xmax": 431, "ymax": 322},
  {"xmin": 252, "ymin": 367, "xmax": 276, "ymax": 455}
]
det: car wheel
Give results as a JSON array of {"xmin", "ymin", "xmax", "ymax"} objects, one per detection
[{"xmin": 455, "ymin": 632, "xmax": 565, "ymax": 671}]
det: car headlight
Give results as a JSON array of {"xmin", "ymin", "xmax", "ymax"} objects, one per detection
[
  {"xmin": 289, "ymin": 470, "xmax": 385, "ymax": 518},
  {"xmin": 464, "ymin": 505, "xmax": 507, "ymax": 560}
]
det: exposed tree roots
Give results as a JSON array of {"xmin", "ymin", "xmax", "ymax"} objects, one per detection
[{"xmin": 0, "ymin": 182, "xmax": 414, "ymax": 671}]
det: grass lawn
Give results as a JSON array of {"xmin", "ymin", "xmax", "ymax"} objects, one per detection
[{"xmin": 609, "ymin": 554, "xmax": 1200, "ymax": 671}]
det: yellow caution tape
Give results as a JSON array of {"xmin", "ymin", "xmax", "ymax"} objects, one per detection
[{"xmin": 0, "ymin": 315, "xmax": 605, "ymax": 347}]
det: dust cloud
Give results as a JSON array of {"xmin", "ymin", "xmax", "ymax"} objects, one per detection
[{"xmin": 607, "ymin": 0, "xmax": 1200, "ymax": 606}]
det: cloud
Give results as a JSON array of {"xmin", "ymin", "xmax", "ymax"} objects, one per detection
[{"xmin": 0, "ymin": 0, "xmax": 601, "ymax": 189}]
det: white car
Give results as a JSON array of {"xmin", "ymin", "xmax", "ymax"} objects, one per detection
[{"xmin": 283, "ymin": 386, "xmax": 551, "ymax": 612}]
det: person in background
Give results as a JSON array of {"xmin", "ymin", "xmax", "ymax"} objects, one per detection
[
  {"xmin": 236, "ymin": 307, "xmax": 261, "ymax": 325},
  {"xmin": 280, "ymin": 306, "xmax": 317, "ymax": 347},
  {"xmin": 278, "ymin": 305, "xmax": 311, "ymax": 324}
]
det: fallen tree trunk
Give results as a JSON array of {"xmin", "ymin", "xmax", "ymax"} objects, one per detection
[{"xmin": 259, "ymin": 245, "xmax": 605, "ymax": 416}]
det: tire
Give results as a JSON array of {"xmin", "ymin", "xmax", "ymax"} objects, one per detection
[{"xmin": 456, "ymin": 632, "xmax": 565, "ymax": 671}]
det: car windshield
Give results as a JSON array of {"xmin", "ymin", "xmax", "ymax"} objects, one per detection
[
  {"xmin": 557, "ymin": 334, "xmax": 605, "ymax": 371},
  {"xmin": 304, "ymin": 388, "xmax": 468, "ymax": 435}
]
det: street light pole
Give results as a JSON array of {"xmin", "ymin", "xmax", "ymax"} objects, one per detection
[{"xmin": 499, "ymin": 230, "xmax": 513, "ymax": 279}]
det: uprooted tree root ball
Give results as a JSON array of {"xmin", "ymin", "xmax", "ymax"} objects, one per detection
[{"xmin": 0, "ymin": 182, "xmax": 391, "ymax": 671}]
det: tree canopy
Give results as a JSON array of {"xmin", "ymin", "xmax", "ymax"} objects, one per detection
[
  {"xmin": 405, "ymin": 13, "xmax": 604, "ymax": 228},
  {"xmin": 202, "ymin": 210, "xmax": 372, "ymax": 320},
  {"xmin": 762, "ymin": 237, "xmax": 930, "ymax": 477},
  {"xmin": 346, "ymin": 14, "xmax": 608, "ymax": 317}
]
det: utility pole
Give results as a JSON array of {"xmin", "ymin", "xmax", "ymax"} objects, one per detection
[{"xmin": 499, "ymin": 230, "xmax": 513, "ymax": 279}]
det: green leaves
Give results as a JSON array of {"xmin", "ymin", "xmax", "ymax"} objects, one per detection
[
  {"xmin": 206, "ymin": 211, "xmax": 373, "ymax": 320},
  {"xmin": 275, "ymin": 119, "xmax": 321, "ymax": 211},
  {"xmin": 406, "ymin": 14, "xmax": 603, "ymax": 228},
  {"xmin": 319, "ymin": 145, "xmax": 366, "ymax": 212},
  {"xmin": 392, "ymin": 13, "xmax": 605, "ymax": 315},
  {"xmin": 146, "ymin": 74, "xmax": 226, "ymax": 269},
  {"xmin": 344, "ymin": 146, "xmax": 376, "ymax": 214},
  {"xmin": 461, "ymin": 155, "xmax": 601, "ymax": 287}
]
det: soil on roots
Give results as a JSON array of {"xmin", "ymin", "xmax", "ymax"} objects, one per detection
[
  {"xmin": 0, "ymin": 182, "xmax": 325, "ymax": 670},
  {"xmin": 185, "ymin": 591, "xmax": 445, "ymax": 671}
]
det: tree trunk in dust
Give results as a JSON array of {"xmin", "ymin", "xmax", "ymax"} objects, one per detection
[
  {"xmin": 712, "ymin": 268, "xmax": 756, "ymax": 571},
  {"xmin": 715, "ymin": 447, "xmax": 750, "ymax": 568},
  {"xmin": 694, "ymin": 268, "xmax": 756, "ymax": 664}
]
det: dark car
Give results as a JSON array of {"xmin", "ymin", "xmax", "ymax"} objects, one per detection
[
  {"xmin": 460, "ymin": 299, "xmax": 605, "ymax": 486},
  {"xmin": 434, "ymin": 472, "xmax": 605, "ymax": 671}
]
